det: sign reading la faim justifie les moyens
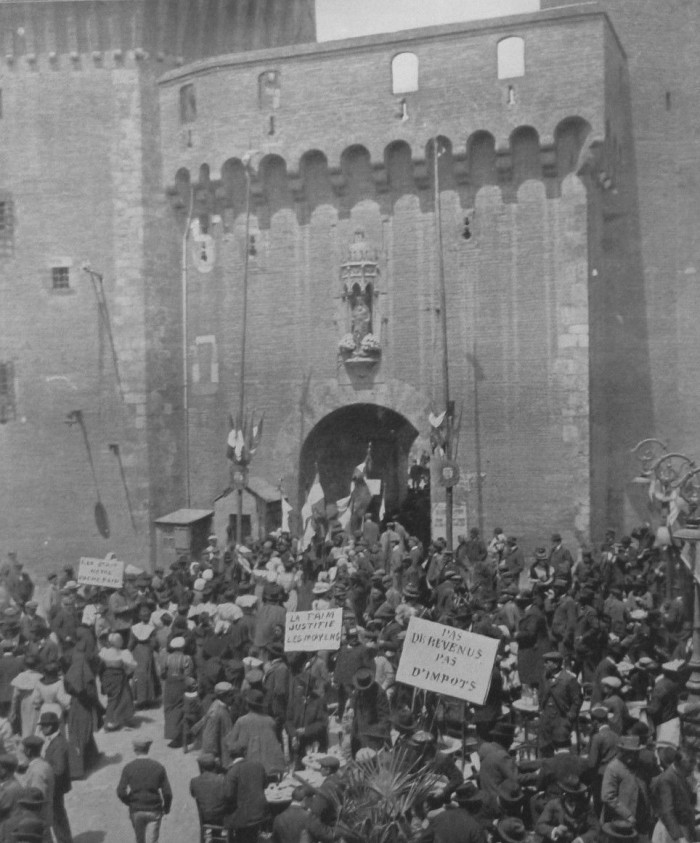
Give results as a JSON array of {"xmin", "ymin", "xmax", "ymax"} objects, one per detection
[
  {"xmin": 284, "ymin": 609, "xmax": 343, "ymax": 653},
  {"xmin": 396, "ymin": 616, "xmax": 499, "ymax": 705}
]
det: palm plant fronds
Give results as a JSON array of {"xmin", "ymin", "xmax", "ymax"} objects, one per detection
[{"xmin": 331, "ymin": 748, "xmax": 442, "ymax": 843}]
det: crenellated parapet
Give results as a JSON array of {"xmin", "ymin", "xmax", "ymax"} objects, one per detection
[
  {"xmin": 166, "ymin": 120, "xmax": 606, "ymax": 226},
  {"xmin": 0, "ymin": 0, "xmax": 315, "ymax": 65}
]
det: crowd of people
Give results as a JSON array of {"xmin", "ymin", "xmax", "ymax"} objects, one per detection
[{"xmin": 0, "ymin": 517, "xmax": 696, "ymax": 843}]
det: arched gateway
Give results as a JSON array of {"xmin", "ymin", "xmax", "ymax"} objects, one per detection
[{"xmin": 272, "ymin": 380, "xmax": 434, "ymax": 543}]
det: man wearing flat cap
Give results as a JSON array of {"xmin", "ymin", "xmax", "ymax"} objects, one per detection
[
  {"xmin": 194, "ymin": 682, "xmax": 234, "ymax": 767},
  {"xmin": 20, "ymin": 735, "xmax": 54, "ymax": 832},
  {"xmin": 189, "ymin": 753, "xmax": 227, "ymax": 828},
  {"xmin": 601, "ymin": 736, "xmax": 652, "ymax": 839},
  {"xmin": 117, "ymin": 738, "xmax": 172, "ymax": 843},
  {"xmin": 538, "ymin": 651, "xmax": 582, "ymax": 757},
  {"xmin": 39, "ymin": 710, "xmax": 71, "ymax": 843}
]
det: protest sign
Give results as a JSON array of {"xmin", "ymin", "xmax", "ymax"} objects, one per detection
[
  {"xmin": 395, "ymin": 615, "xmax": 499, "ymax": 705},
  {"xmin": 284, "ymin": 608, "xmax": 343, "ymax": 652},
  {"xmin": 78, "ymin": 556, "xmax": 125, "ymax": 589}
]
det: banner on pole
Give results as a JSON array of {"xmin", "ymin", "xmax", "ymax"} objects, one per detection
[
  {"xmin": 431, "ymin": 503, "xmax": 467, "ymax": 541},
  {"xmin": 284, "ymin": 609, "xmax": 343, "ymax": 652},
  {"xmin": 396, "ymin": 616, "xmax": 499, "ymax": 705},
  {"xmin": 78, "ymin": 556, "xmax": 125, "ymax": 589}
]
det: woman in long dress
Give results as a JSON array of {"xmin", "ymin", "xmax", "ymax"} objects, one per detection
[
  {"xmin": 9, "ymin": 653, "xmax": 42, "ymax": 737},
  {"xmin": 98, "ymin": 632, "xmax": 136, "ymax": 731},
  {"xmin": 161, "ymin": 636, "xmax": 193, "ymax": 748},
  {"xmin": 30, "ymin": 661, "xmax": 71, "ymax": 730},
  {"xmin": 64, "ymin": 626, "xmax": 102, "ymax": 778},
  {"xmin": 128, "ymin": 603, "xmax": 160, "ymax": 708}
]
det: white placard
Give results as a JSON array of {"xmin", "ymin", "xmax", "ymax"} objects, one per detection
[
  {"xmin": 431, "ymin": 503, "xmax": 467, "ymax": 540},
  {"xmin": 78, "ymin": 556, "xmax": 125, "ymax": 589},
  {"xmin": 396, "ymin": 616, "xmax": 499, "ymax": 705},
  {"xmin": 284, "ymin": 608, "xmax": 343, "ymax": 652}
]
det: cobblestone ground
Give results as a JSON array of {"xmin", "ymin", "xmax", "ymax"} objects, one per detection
[{"xmin": 65, "ymin": 704, "xmax": 201, "ymax": 843}]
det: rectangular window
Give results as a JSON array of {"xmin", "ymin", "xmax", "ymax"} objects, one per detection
[
  {"xmin": 179, "ymin": 84, "xmax": 196, "ymax": 124},
  {"xmin": 51, "ymin": 266, "xmax": 71, "ymax": 290},
  {"xmin": 0, "ymin": 198, "xmax": 14, "ymax": 256},
  {"xmin": 0, "ymin": 361, "xmax": 16, "ymax": 424}
]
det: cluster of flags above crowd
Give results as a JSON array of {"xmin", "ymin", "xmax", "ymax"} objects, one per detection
[{"xmin": 301, "ymin": 444, "xmax": 383, "ymax": 550}]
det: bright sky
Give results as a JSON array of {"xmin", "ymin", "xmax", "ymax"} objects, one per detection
[{"xmin": 316, "ymin": 0, "xmax": 541, "ymax": 42}]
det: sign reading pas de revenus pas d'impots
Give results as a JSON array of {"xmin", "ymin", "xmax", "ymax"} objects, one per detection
[
  {"xmin": 396, "ymin": 616, "xmax": 499, "ymax": 705},
  {"xmin": 284, "ymin": 609, "xmax": 343, "ymax": 653}
]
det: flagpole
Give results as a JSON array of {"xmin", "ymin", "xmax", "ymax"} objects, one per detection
[
  {"xmin": 434, "ymin": 137, "xmax": 453, "ymax": 551},
  {"xmin": 236, "ymin": 157, "xmax": 253, "ymax": 545}
]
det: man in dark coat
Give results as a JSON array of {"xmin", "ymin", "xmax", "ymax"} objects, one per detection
[
  {"xmin": 647, "ymin": 662, "xmax": 685, "ymax": 729},
  {"xmin": 272, "ymin": 786, "xmax": 334, "ymax": 843},
  {"xmin": 651, "ymin": 745, "xmax": 697, "ymax": 843},
  {"xmin": 515, "ymin": 588, "xmax": 549, "ymax": 690},
  {"xmin": 0, "ymin": 753, "xmax": 23, "ymax": 843},
  {"xmin": 535, "ymin": 775, "xmax": 600, "ymax": 843},
  {"xmin": 40, "ymin": 710, "xmax": 73, "ymax": 843},
  {"xmin": 285, "ymin": 672, "xmax": 329, "ymax": 765},
  {"xmin": 548, "ymin": 533, "xmax": 574, "ymax": 586},
  {"xmin": 116, "ymin": 737, "xmax": 172, "ymax": 843},
  {"xmin": 478, "ymin": 721, "xmax": 519, "ymax": 801},
  {"xmin": 348, "ymin": 667, "xmax": 390, "ymax": 757},
  {"xmin": 537, "ymin": 651, "xmax": 582, "ymax": 756},
  {"xmin": 417, "ymin": 791, "xmax": 487, "ymax": 843},
  {"xmin": 189, "ymin": 753, "xmax": 227, "ymax": 827},
  {"xmin": 585, "ymin": 705, "xmax": 620, "ymax": 815},
  {"xmin": 332, "ymin": 629, "xmax": 372, "ymax": 719},
  {"xmin": 223, "ymin": 745, "xmax": 267, "ymax": 843}
]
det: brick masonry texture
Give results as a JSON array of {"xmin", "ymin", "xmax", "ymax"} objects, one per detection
[{"xmin": 1, "ymin": 0, "xmax": 691, "ymax": 570}]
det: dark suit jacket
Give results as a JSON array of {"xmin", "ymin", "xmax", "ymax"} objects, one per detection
[
  {"xmin": 587, "ymin": 726, "xmax": 619, "ymax": 777},
  {"xmin": 224, "ymin": 758, "xmax": 267, "ymax": 829},
  {"xmin": 190, "ymin": 771, "xmax": 228, "ymax": 825},
  {"xmin": 652, "ymin": 763, "xmax": 696, "ymax": 840},
  {"xmin": 271, "ymin": 803, "xmax": 333, "ymax": 843},
  {"xmin": 418, "ymin": 807, "xmax": 487, "ymax": 843},
  {"xmin": 44, "ymin": 732, "xmax": 72, "ymax": 796},
  {"xmin": 539, "ymin": 669, "xmax": 582, "ymax": 727}
]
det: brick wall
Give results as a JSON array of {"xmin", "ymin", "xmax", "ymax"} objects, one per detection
[{"xmin": 156, "ymin": 6, "xmax": 633, "ymax": 551}]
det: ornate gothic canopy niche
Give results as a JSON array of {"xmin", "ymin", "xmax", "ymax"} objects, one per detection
[{"xmin": 338, "ymin": 229, "xmax": 382, "ymax": 367}]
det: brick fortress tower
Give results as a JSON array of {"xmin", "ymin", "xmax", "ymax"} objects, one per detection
[{"xmin": 0, "ymin": 0, "xmax": 315, "ymax": 568}]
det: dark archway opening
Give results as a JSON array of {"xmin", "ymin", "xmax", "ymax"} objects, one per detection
[{"xmin": 299, "ymin": 404, "xmax": 429, "ymax": 543}]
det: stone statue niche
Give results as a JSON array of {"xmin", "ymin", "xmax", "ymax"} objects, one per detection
[{"xmin": 338, "ymin": 229, "xmax": 381, "ymax": 363}]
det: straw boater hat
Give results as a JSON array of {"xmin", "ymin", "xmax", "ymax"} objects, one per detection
[
  {"xmin": 312, "ymin": 581, "xmax": 331, "ymax": 595},
  {"xmin": 170, "ymin": 637, "xmax": 186, "ymax": 650}
]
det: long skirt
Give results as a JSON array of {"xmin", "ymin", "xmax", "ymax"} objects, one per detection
[
  {"xmin": 163, "ymin": 678, "xmax": 185, "ymax": 741},
  {"xmin": 101, "ymin": 666, "xmax": 134, "ymax": 729},
  {"xmin": 67, "ymin": 695, "xmax": 99, "ymax": 779},
  {"xmin": 132, "ymin": 643, "xmax": 160, "ymax": 707}
]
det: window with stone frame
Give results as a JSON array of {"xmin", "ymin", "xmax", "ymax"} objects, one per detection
[{"xmin": 0, "ymin": 361, "xmax": 16, "ymax": 424}]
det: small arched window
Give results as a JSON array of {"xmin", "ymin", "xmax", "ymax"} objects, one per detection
[
  {"xmin": 391, "ymin": 52, "xmax": 419, "ymax": 95},
  {"xmin": 497, "ymin": 37, "xmax": 525, "ymax": 80}
]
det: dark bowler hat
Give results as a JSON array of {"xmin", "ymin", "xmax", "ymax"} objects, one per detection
[
  {"xmin": 21, "ymin": 736, "xmax": 44, "ymax": 752},
  {"xmin": 353, "ymin": 667, "xmax": 374, "ymax": 691},
  {"xmin": 602, "ymin": 820, "xmax": 638, "ymax": 841},
  {"xmin": 246, "ymin": 689, "xmax": 265, "ymax": 711},
  {"xmin": 318, "ymin": 756, "xmax": 340, "ymax": 772},
  {"xmin": 496, "ymin": 817, "xmax": 528, "ymax": 843},
  {"xmin": 132, "ymin": 737, "xmax": 152, "ymax": 751},
  {"xmin": 560, "ymin": 774, "xmax": 587, "ymax": 796},
  {"xmin": 534, "ymin": 547, "xmax": 548, "ymax": 560},
  {"xmin": 38, "ymin": 711, "xmax": 59, "ymax": 727},
  {"xmin": 265, "ymin": 641, "xmax": 285, "ymax": 659},
  {"xmin": 490, "ymin": 721, "xmax": 516, "ymax": 744},
  {"xmin": 392, "ymin": 707, "xmax": 418, "ymax": 732},
  {"xmin": 498, "ymin": 780, "xmax": 524, "ymax": 805},
  {"xmin": 552, "ymin": 725, "xmax": 572, "ymax": 746},
  {"xmin": 0, "ymin": 754, "xmax": 17, "ymax": 771},
  {"xmin": 551, "ymin": 533, "xmax": 562, "ymax": 542},
  {"xmin": 453, "ymin": 781, "xmax": 483, "ymax": 809}
]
